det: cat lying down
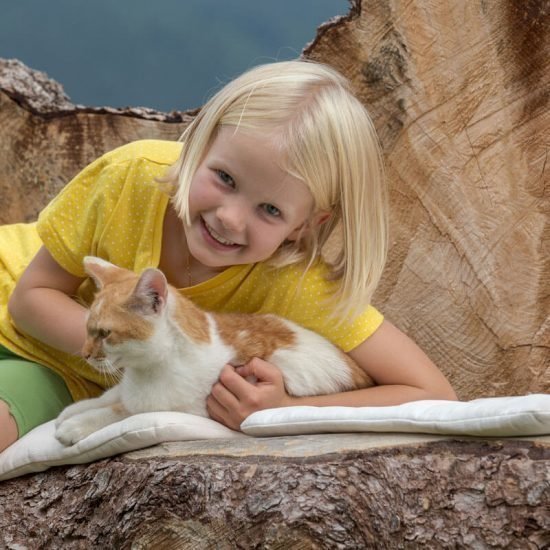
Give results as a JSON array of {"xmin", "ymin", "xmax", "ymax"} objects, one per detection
[{"xmin": 55, "ymin": 256, "xmax": 373, "ymax": 445}]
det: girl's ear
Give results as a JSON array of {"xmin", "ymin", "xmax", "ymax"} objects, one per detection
[
  {"xmin": 83, "ymin": 256, "xmax": 121, "ymax": 289},
  {"xmin": 130, "ymin": 268, "xmax": 168, "ymax": 315},
  {"xmin": 286, "ymin": 210, "xmax": 332, "ymax": 242}
]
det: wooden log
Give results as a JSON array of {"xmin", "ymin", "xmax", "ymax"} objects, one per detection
[
  {"xmin": 0, "ymin": 58, "xmax": 194, "ymax": 225},
  {"xmin": 307, "ymin": 0, "xmax": 549, "ymax": 400},
  {"xmin": 0, "ymin": 434, "xmax": 548, "ymax": 548},
  {"xmin": 0, "ymin": 1, "xmax": 548, "ymax": 547}
]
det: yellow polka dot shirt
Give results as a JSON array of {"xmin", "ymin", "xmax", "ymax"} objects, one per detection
[{"xmin": 0, "ymin": 140, "xmax": 383, "ymax": 400}]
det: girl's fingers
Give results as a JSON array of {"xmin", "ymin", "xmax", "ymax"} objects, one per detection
[
  {"xmin": 210, "ymin": 378, "xmax": 241, "ymax": 409},
  {"xmin": 219, "ymin": 364, "xmax": 255, "ymax": 399},
  {"xmin": 236, "ymin": 358, "xmax": 283, "ymax": 384}
]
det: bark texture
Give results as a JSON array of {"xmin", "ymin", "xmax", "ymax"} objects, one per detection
[
  {"xmin": 0, "ymin": 436, "xmax": 548, "ymax": 549},
  {"xmin": 1, "ymin": 0, "xmax": 549, "ymax": 547}
]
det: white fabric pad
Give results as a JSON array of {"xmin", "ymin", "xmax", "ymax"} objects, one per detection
[
  {"xmin": 1, "ymin": 394, "xmax": 548, "ymax": 481},
  {"xmin": 0, "ymin": 412, "xmax": 244, "ymax": 481},
  {"xmin": 241, "ymin": 395, "xmax": 550, "ymax": 437}
]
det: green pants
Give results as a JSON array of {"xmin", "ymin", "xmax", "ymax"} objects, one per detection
[{"xmin": 0, "ymin": 344, "xmax": 73, "ymax": 437}]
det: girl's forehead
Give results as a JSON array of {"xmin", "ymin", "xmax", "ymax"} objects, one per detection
[
  {"xmin": 213, "ymin": 125, "xmax": 282, "ymax": 150},
  {"xmin": 209, "ymin": 126, "xmax": 288, "ymax": 173}
]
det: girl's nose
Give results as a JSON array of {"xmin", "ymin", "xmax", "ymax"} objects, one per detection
[{"xmin": 216, "ymin": 203, "xmax": 246, "ymax": 233}]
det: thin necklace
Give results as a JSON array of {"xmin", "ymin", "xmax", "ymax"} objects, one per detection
[{"xmin": 186, "ymin": 252, "xmax": 192, "ymax": 287}]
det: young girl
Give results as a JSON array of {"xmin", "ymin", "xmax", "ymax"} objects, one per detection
[{"xmin": 0, "ymin": 60, "xmax": 456, "ymax": 450}]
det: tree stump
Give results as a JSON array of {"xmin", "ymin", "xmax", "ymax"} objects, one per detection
[
  {"xmin": 0, "ymin": 0, "xmax": 548, "ymax": 547},
  {"xmin": 0, "ymin": 434, "xmax": 549, "ymax": 548}
]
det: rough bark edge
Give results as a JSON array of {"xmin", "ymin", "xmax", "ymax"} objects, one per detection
[
  {"xmin": 302, "ymin": 0, "xmax": 361, "ymax": 57},
  {"xmin": 0, "ymin": 58, "xmax": 199, "ymax": 122}
]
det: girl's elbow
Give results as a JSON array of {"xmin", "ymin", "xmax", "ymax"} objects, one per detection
[
  {"xmin": 443, "ymin": 389, "xmax": 459, "ymax": 401},
  {"xmin": 416, "ymin": 376, "xmax": 458, "ymax": 402},
  {"xmin": 432, "ymin": 384, "xmax": 458, "ymax": 402}
]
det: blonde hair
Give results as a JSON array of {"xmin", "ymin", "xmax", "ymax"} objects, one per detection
[{"xmin": 167, "ymin": 60, "xmax": 388, "ymax": 319}]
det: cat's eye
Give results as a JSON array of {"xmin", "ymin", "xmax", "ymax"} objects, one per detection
[{"xmin": 97, "ymin": 328, "xmax": 111, "ymax": 339}]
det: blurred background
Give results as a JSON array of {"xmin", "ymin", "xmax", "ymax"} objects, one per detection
[{"xmin": 0, "ymin": 0, "xmax": 348, "ymax": 112}]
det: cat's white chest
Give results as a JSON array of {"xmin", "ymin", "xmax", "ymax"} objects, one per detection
[{"xmin": 119, "ymin": 327, "xmax": 235, "ymax": 417}]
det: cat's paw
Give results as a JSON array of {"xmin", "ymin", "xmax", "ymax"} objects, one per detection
[
  {"xmin": 55, "ymin": 418, "xmax": 95, "ymax": 446},
  {"xmin": 54, "ymin": 398, "xmax": 99, "ymax": 428},
  {"xmin": 54, "ymin": 408, "xmax": 74, "ymax": 429}
]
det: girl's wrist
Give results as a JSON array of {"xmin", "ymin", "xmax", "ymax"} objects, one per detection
[{"xmin": 282, "ymin": 395, "xmax": 302, "ymax": 408}]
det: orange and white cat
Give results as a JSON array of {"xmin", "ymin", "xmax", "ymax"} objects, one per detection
[{"xmin": 55, "ymin": 256, "xmax": 373, "ymax": 445}]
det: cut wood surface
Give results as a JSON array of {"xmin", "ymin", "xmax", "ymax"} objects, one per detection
[{"xmin": 305, "ymin": 0, "xmax": 549, "ymax": 399}]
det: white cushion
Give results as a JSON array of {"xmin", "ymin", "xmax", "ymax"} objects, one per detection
[
  {"xmin": 1, "ymin": 394, "xmax": 548, "ymax": 481},
  {"xmin": 0, "ymin": 412, "xmax": 244, "ymax": 481},
  {"xmin": 241, "ymin": 394, "xmax": 550, "ymax": 437}
]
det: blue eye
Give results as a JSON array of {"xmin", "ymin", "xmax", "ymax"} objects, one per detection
[
  {"xmin": 262, "ymin": 203, "xmax": 281, "ymax": 217},
  {"xmin": 216, "ymin": 170, "xmax": 235, "ymax": 187}
]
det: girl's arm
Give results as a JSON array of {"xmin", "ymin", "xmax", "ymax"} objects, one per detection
[
  {"xmin": 8, "ymin": 246, "xmax": 87, "ymax": 355},
  {"xmin": 207, "ymin": 320, "xmax": 457, "ymax": 430}
]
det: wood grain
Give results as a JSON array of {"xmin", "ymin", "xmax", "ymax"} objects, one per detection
[{"xmin": 305, "ymin": 0, "xmax": 549, "ymax": 398}]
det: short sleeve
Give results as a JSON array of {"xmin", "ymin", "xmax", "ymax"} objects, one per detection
[
  {"xmin": 36, "ymin": 153, "xmax": 130, "ymax": 277},
  {"xmin": 36, "ymin": 141, "xmax": 179, "ymax": 281},
  {"xmin": 332, "ymin": 305, "xmax": 384, "ymax": 351}
]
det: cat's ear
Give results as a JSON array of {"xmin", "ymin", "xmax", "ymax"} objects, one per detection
[
  {"xmin": 83, "ymin": 256, "xmax": 122, "ymax": 289},
  {"xmin": 131, "ymin": 268, "xmax": 168, "ymax": 315}
]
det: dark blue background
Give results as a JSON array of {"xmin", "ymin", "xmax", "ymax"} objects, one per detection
[{"xmin": 0, "ymin": 0, "xmax": 348, "ymax": 111}]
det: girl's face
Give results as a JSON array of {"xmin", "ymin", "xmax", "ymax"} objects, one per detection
[{"xmin": 185, "ymin": 126, "xmax": 315, "ymax": 269}]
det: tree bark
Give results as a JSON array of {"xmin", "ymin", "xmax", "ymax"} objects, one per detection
[{"xmin": 0, "ymin": 435, "xmax": 548, "ymax": 549}]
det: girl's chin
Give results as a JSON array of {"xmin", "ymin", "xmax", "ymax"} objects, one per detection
[{"xmin": 187, "ymin": 239, "xmax": 242, "ymax": 269}]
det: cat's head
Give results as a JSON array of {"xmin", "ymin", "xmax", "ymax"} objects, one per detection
[{"xmin": 81, "ymin": 257, "xmax": 169, "ymax": 374}]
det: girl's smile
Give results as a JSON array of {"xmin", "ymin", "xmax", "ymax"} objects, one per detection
[{"xmin": 200, "ymin": 216, "xmax": 244, "ymax": 249}]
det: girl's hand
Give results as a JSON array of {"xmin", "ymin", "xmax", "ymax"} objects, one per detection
[{"xmin": 206, "ymin": 358, "xmax": 293, "ymax": 431}]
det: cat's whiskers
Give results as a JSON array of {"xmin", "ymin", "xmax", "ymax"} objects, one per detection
[
  {"xmin": 108, "ymin": 367, "xmax": 123, "ymax": 387},
  {"xmin": 107, "ymin": 367, "xmax": 122, "ymax": 387},
  {"xmin": 95, "ymin": 358, "xmax": 123, "ymax": 387}
]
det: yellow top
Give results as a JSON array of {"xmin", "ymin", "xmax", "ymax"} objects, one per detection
[{"xmin": 0, "ymin": 140, "xmax": 383, "ymax": 400}]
